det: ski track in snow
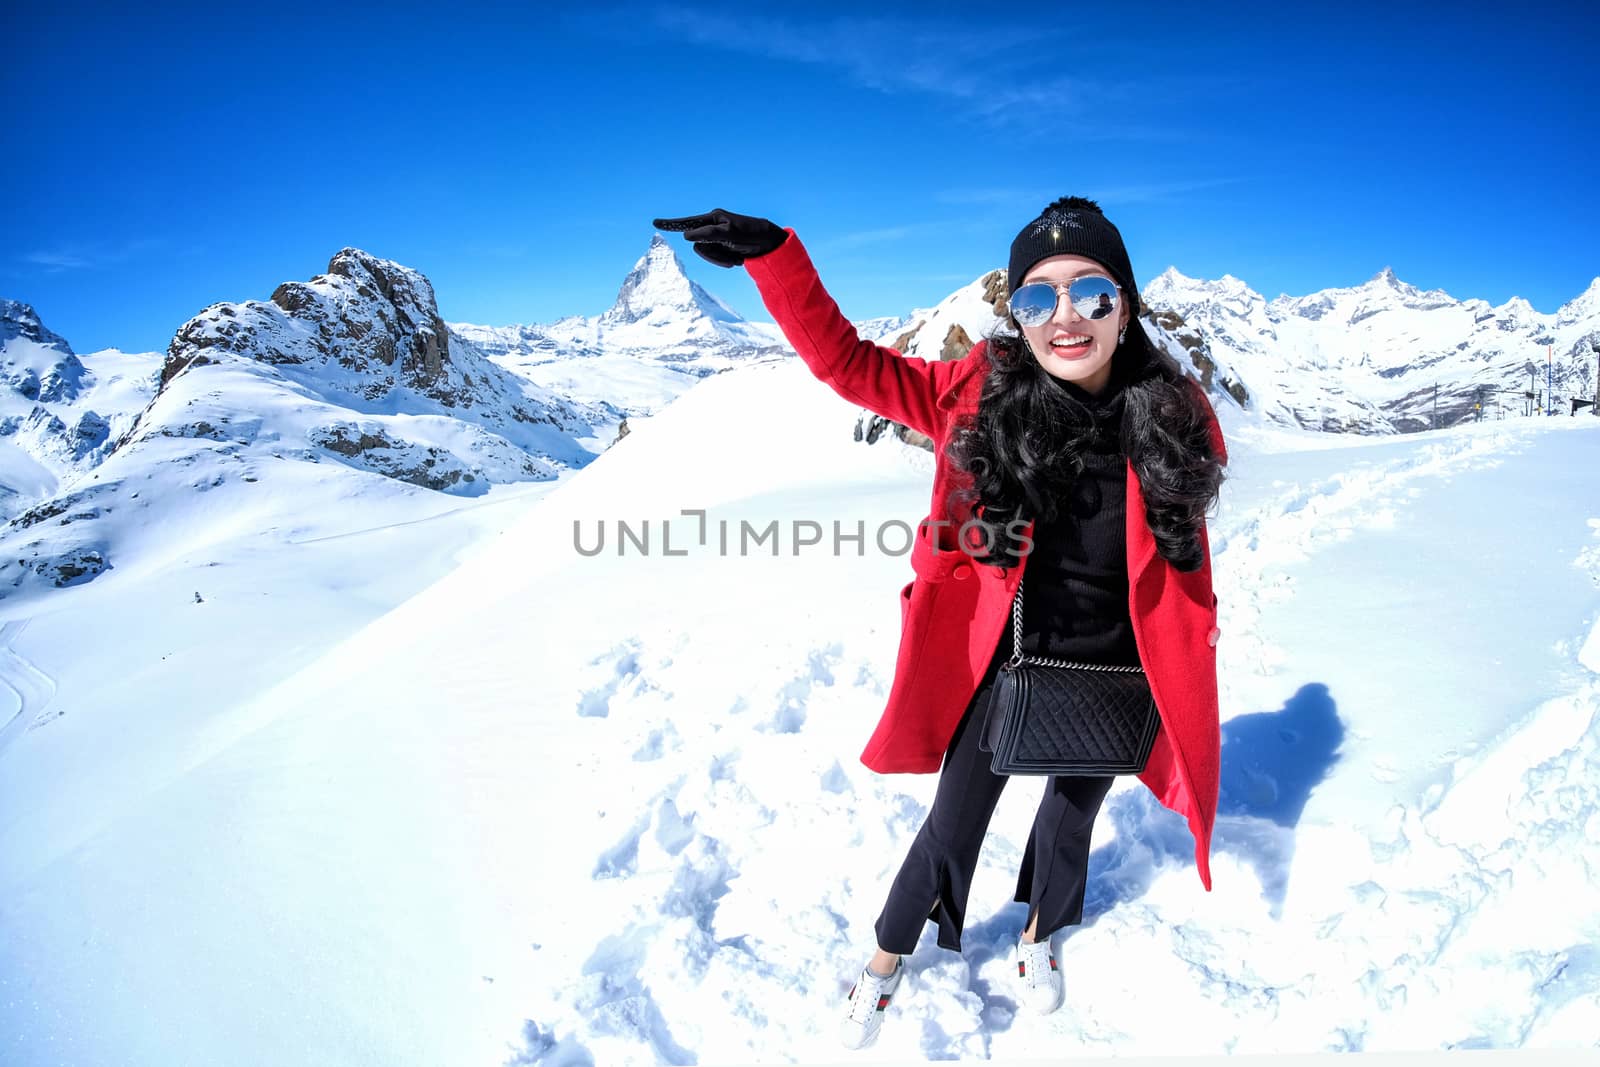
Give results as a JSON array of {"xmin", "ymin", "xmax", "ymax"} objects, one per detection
[
  {"xmin": 0, "ymin": 619, "xmax": 60, "ymax": 756},
  {"xmin": 284, "ymin": 482, "xmax": 552, "ymax": 545},
  {"xmin": 517, "ymin": 422, "xmax": 1600, "ymax": 1063}
]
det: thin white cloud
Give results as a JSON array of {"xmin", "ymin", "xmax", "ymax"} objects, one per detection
[
  {"xmin": 1094, "ymin": 177, "xmax": 1255, "ymax": 203},
  {"xmin": 934, "ymin": 177, "xmax": 1253, "ymax": 210},
  {"xmin": 644, "ymin": 9, "xmax": 1013, "ymax": 101},
  {"xmin": 20, "ymin": 239, "xmax": 164, "ymax": 273},
  {"xmin": 931, "ymin": 188, "xmax": 1057, "ymax": 208},
  {"xmin": 805, "ymin": 213, "xmax": 999, "ymax": 252},
  {"xmin": 24, "ymin": 251, "xmax": 94, "ymax": 271},
  {"xmin": 629, "ymin": 7, "xmax": 1252, "ymax": 144},
  {"xmin": 631, "ymin": 7, "xmax": 1170, "ymax": 134},
  {"xmin": 461, "ymin": 241, "xmax": 531, "ymax": 259},
  {"xmin": 814, "ymin": 225, "xmax": 920, "ymax": 251}
]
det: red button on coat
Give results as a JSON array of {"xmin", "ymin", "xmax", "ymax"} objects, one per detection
[
  {"xmin": 952, "ymin": 563, "xmax": 973, "ymax": 580},
  {"xmin": 1206, "ymin": 626, "xmax": 1221, "ymax": 647}
]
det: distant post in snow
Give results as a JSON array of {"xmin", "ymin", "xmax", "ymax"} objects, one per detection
[{"xmin": 1547, "ymin": 344, "xmax": 1553, "ymax": 416}]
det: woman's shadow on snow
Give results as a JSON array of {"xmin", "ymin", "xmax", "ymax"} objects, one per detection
[
  {"xmin": 956, "ymin": 684, "xmax": 1343, "ymax": 1039},
  {"xmin": 1088, "ymin": 681, "xmax": 1345, "ymax": 921},
  {"xmin": 969, "ymin": 680, "xmax": 1344, "ymax": 975}
]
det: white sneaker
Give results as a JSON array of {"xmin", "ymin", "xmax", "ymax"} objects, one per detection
[
  {"xmin": 1015, "ymin": 936, "xmax": 1063, "ymax": 1014},
  {"xmin": 840, "ymin": 957, "xmax": 903, "ymax": 1049}
]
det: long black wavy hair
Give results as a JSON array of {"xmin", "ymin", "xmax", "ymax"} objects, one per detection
[{"xmin": 947, "ymin": 316, "xmax": 1226, "ymax": 573}]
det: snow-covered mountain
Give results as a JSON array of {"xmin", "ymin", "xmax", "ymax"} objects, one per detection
[
  {"xmin": 878, "ymin": 261, "xmax": 1600, "ymax": 437},
  {"xmin": 0, "ymin": 300, "xmax": 161, "ymax": 521},
  {"xmin": 10, "ymin": 236, "xmax": 1596, "ymax": 603},
  {"xmin": 451, "ymin": 234, "xmax": 792, "ymax": 416},
  {"xmin": 1144, "ymin": 267, "xmax": 1600, "ymax": 433},
  {"xmin": 0, "ymin": 250, "xmax": 614, "ymax": 600}
]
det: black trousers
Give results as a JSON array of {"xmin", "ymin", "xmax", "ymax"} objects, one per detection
[{"xmin": 873, "ymin": 673, "xmax": 1116, "ymax": 954}]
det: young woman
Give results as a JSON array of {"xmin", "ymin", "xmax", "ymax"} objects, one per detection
[{"xmin": 655, "ymin": 198, "xmax": 1227, "ymax": 1049}]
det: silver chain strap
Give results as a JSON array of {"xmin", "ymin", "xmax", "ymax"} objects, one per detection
[{"xmin": 1006, "ymin": 575, "xmax": 1145, "ymax": 674}]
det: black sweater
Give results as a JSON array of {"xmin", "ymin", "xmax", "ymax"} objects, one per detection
[{"xmin": 985, "ymin": 370, "xmax": 1140, "ymax": 676}]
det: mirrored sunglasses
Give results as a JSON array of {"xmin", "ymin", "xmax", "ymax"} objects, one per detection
[{"xmin": 1008, "ymin": 275, "xmax": 1120, "ymax": 327}]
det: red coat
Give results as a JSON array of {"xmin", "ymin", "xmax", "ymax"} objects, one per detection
[{"xmin": 747, "ymin": 231, "xmax": 1227, "ymax": 891}]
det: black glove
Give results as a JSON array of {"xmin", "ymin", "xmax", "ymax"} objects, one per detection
[{"xmin": 652, "ymin": 209, "xmax": 789, "ymax": 268}]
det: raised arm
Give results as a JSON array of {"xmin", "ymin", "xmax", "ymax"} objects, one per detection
[{"xmin": 654, "ymin": 209, "xmax": 959, "ymax": 439}]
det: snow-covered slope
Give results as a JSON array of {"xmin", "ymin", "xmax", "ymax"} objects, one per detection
[
  {"xmin": 3, "ymin": 351, "xmax": 1596, "ymax": 1064},
  {"xmin": 0, "ymin": 251, "xmax": 614, "ymax": 600},
  {"xmin": 1144, "ymin": 267, "xmax": 1600, "ymax": 433}
]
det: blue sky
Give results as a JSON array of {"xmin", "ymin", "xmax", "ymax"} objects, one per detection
[{"xmin": 6, "ymin": 1, "xmax": 1596, "ymax": 355}]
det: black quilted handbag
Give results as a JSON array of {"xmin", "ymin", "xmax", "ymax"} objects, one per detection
[{"xmin": 981, "ymin": 576, "xmax": 1160, "ymax": 776}]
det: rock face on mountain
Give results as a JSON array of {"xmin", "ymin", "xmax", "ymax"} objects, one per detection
[
  {"xmin": 158, "ymin": 248, "xmax": 589, "ymax": 433},
  {"xmin": 138, "ymin": 248, "xmax": 614, "ymax": 483}
]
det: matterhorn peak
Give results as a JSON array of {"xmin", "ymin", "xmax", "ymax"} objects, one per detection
[{"xmin": 602, "ymin": 234, "xmax": 742, "ymax": 327}]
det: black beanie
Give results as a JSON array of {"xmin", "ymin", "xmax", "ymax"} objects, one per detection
[{"xmin": 1007, "ymin": 196, "xmax": 1140, "ymax": 316}]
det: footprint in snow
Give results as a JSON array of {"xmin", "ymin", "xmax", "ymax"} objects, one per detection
[
  {"xmin": 763, "ymin": 643, "xmax": 843, "ymax": 734},
  {"xmin": 576, "ymin": 639, "xmax": 650, "ymax": 719},
  {"xmin": 631, "ymin": 722, "xmax": 681, "ymax": 762}
]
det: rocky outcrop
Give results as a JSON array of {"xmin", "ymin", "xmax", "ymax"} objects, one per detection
[
  {"xmin": 1, "ymin": 482, "xmax": 116, "ymax": 590},
  {"xmin": 150, "ymin": 249, "xmax": 599, "ymax": 448},
  {"xmin": 167, "ymin": 249, "xmax": 460, "ymax": 403},
  {"xmin": 1149, "ymin": 308, "xmax": 1250, "ymax": 408},
  {"xmin": 0, "ymin": 406, "xmax": 112, "ymax": 464}
]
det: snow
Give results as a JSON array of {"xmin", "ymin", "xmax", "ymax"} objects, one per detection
[{"xmin": 3, "ymin": 345, "xmax": 1598, "ymax": 1064}]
